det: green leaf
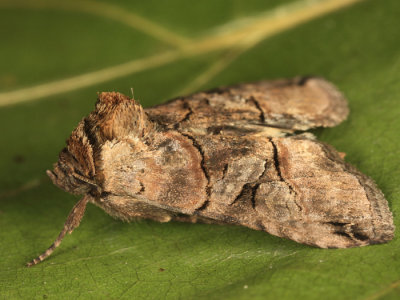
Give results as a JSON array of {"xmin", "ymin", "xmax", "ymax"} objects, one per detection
[{"xmin": 1, "ymin": 0, "xmax": 399, "ymax": 299}]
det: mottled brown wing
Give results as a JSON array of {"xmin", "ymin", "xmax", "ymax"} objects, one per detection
[
  {"xmin": 93, "ymin": 92, "xmax": 393, "ymax": 248},
  {"xmin": 95, "ymin": 130, "xmax": 209, "ymax": 222},
  {"xmin": 146, "ymin": 77, "xmax": 349, "ymax": 133},
  {"xmin": 183, "ymin": 133, "xmax": 394, "ymax": 248},
  {"xmin": 254, "ymin": 136, "xmax": 394, "ymax": 248}
]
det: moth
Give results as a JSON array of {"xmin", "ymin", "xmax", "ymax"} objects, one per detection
[{"xmin": 27, "ymin": 77, "xmax": 394, "ymax": 266}]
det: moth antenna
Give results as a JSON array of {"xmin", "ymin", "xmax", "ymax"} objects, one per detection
[
  {"xmin": 130, "ymin": 87, "xmax": 134, "ymax": 99},
  {"xmin": 26, "ymin": 195, "xmax": 90, "ymax": 267},
  {"xmin": 72, "ymin": 172, "xmax": 98, "ymax": 187}
]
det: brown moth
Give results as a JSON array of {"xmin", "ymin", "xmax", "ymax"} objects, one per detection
[{"xmin": 27, "ymin": 77, "xmax": 394, "ymax": 267}]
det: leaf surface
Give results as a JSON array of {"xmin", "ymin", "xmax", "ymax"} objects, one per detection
[{"xmin": 0, "ymin": 0, "xmax": 399, "ymax": 299}]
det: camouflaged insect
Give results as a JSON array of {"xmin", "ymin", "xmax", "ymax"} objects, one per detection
[{"xmin": 27, "ymin": 77, "xmax": 394, "ymax": 266}]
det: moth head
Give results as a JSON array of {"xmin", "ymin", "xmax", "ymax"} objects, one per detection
[
  {"xmin": 47, "ymin": 92, "xmax": 153, "ymax": 196},
  {"xmin": 47, "ymin": 122, "xmax": 99, "ymax": 195}
]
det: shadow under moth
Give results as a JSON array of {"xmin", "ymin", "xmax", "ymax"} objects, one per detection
[{"xmin": 27, "ymin": 77, "xmax": 394, "ymax": 266}]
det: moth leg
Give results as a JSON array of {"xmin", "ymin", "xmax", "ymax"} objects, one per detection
[{"xmin": 26, "ymin": 195, "xmax": 90, "ymax": 267}]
